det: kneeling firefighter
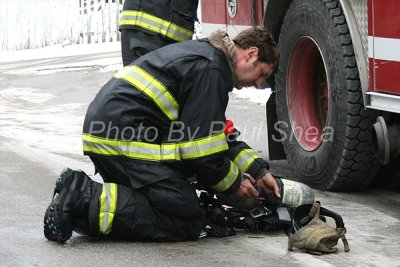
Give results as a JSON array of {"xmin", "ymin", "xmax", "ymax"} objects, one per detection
[{"xmin": 44, "ymin": 28, "xmax": 284, "ymax": 243}]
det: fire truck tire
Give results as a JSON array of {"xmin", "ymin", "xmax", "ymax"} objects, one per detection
[{"xmin": 274, "ymin": 0, "xmax": 379, "ymax": 190}]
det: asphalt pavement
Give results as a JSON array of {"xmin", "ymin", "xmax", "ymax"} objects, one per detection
[{"xmin": 0, "ymin": 51, "xmax": 399, "ymax": 266}]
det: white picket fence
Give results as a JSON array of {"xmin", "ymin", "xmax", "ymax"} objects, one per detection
[{"xmin": 0, "ymin": 0, "xmax": 124, "ymax": 51}]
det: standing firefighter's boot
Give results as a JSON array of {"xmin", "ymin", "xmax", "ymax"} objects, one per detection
[{"xmin": 43, "ymin": 168, "xmax": 101, "ymax": 244}]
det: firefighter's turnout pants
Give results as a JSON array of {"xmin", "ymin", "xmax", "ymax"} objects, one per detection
[{"xmin": 78, "ymin": 158, "xmax": 205, "ymax": 241}]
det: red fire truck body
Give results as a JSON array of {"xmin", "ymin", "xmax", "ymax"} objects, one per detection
[{"xmin": 201, "ymin": 0, "xmax": 400, "ymax": 190}]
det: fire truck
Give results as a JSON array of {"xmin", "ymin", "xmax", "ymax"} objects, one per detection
[{"xmin": 200, "ymin": 0, "xmax": 400, "ymax": 190}]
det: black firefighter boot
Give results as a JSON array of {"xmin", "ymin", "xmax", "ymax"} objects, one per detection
[{"xmin": 43, "ymin": 168, "xmax": 101, "ymax": 243}]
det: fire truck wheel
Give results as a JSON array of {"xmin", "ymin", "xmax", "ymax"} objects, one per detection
[{"xmin": 274, "ymin": 0, "xmax": 379, "ymax": 190}]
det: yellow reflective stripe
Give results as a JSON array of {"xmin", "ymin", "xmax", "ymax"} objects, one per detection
[
  {"xmin": 119, "ymin": 10, "xmax": 193, "ymax": 42},
  {"xmin": 99, "ymin": 183, "xmax": 118, "ymax": 235},
  {"xmin": 114, "ymin": 66, "xmax": 179, "ymax": 121},
  {"xmin": 212, "ymin": 162, "xmax": 240, "ymax": 192},
  {"xmin": 83, "ymin": 134, "xmax": 181, "ymax": 161},
  {"xmin": 82, "ymin": 134, "xmax": 120, "ymax": 156},
  {"xmin": 161, "ymin": 143, "xmax": 181, "ymax": 160},
  {"xmin": 233, "ymin": 149, "xmax": 263, "ymax": 172},
  {"xmin": 179, "ymin": 133, "xmax": 229, "ymax": 159},
  {"xmin": 83, "ymin": 132, "xmax": 231, "ymax": 161}
]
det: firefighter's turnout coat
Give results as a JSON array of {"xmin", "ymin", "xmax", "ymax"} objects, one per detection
[
  {"xmin": 82, "ymin": 39, "xmax": 270, "ymax": 240},
  {"xmin": 84, "ymin": 38, "xmax": 269, "ymax": 193},
  {"xmin": 119, "ymin": 0, "xmax": 198, "ymax": 43}
]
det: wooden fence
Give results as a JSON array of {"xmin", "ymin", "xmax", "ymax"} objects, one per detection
[{"xmin": 0, "ymin": 0, "xmax": 124, "ymax": 50}]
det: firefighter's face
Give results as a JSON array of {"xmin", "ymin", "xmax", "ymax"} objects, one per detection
[{"xmin": 235, "ymin": 47, "xmax": 274, "ymax": 89}]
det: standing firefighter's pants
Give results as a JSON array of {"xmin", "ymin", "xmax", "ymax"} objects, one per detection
[
  {"xmin": 76, "ymin": 166, "xmax": 205, "ymax": 241},
  {"xmin": 121, "ymin": 29, "xmax": 175, "ymax": 66}
]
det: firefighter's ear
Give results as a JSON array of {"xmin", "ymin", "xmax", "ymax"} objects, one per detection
[
  {"xmin": 247, "ymin": 47, "xmax": 259, "ymax": 62},
  {"xmin": 248, "ymin": 46, "xmax": 258, "ymax": 58}
]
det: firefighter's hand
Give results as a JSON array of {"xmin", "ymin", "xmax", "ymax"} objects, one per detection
[
  {"xmin": 234, "ymin": 174, "xmax": 259, "ymax": 199},
  {"xmin": 256, "ymin": 172, "xmax": 281, "ymax": 198}
]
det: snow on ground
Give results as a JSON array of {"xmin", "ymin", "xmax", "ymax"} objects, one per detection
[
  {"xmin": 0, "ymin": 42, "xmax": 121, "ymax": 63},
  {"xmin": 1, "ymin": 41, "xmax": 271, "ymax": 104},
  {"xmin": 231, "ymin": 87, "xmax": 272, "ymax": 105}
]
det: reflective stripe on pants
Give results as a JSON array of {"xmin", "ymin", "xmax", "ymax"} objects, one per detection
[{"xmin": 99, "ymin": 183, "xmax": 118, "ymax": 235}]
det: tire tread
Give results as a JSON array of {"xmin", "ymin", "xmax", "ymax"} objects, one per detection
[{"xmin": 276, "ymin": 0, "xmax": 379, "ymax": 190}]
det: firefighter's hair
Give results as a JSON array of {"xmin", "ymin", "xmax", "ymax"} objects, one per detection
[{"xmin": 233, "ymin": 27, "xmax": 279, "ymax": 68}]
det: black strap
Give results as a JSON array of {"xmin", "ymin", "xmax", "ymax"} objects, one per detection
[{"xmin": 291, "ymin": 202, "xmax": 345, "ymax": 233}]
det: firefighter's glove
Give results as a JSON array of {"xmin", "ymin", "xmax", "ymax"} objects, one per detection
[{"xmin": 288, "ymin": 201, "xmax": 350, "ymax": 255}]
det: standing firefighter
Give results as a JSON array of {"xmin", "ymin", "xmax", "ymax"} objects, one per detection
[
  {"xmin": 44, "ymin": 28, "xmax": 280, "ymax": 243},
  {"xmin": 119, "ymin": 0, "xmax": 199, "ymax": 66}
]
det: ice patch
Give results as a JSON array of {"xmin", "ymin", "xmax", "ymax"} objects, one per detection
[
  {"xmin": 0, "ymin": 87, "xmax": 54, "ymax": 104},
  {"xmin": 0, "ymin": 87, "xmax": 84, "ymax": 156}
]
